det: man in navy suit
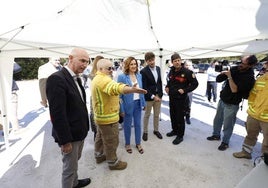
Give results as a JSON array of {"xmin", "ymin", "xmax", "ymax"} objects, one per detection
[
  {"xmin": 140, "ymin": 52, "xmax": 163, "ymax": 141},
  {"xmin": 46, "ymin": 48, "xmax": 91, "ymax": 188}
]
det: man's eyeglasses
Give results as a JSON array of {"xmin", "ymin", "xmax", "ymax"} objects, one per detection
[
  {"xmin": 79, "ymin": 58, "xmax": 90, "ymax": 64},
  {"xmin": 106, "ymin": 67, "xmax": 114, "ymax": 71}
]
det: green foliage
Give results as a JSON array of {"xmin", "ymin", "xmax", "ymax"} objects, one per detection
[{"xmin": 14, "ymin": 58, "xmax": 49, "ymax": 80}]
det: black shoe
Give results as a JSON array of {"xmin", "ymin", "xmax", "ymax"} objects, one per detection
[
  {"xmin": 185, "ymin": 117, "xmax": 191, "ymax": 124},
  {"xmin": 142, "ymin": 133, "xmax": 148, "ymax": 141},
  {"xmin": 153, "ymin": 131, "xmax": 163, "ymax": 139},
  {"xmin": 218, "ymin": 142, "xmax": 229, "ymax": 151},
  {"xmin": 172, "ymin": 136, "xmax": 183, "ymax": 145},
  {"xmin": 207, "ymin": 135, "xmax": 220, "ymax": 141},
  {"xmin": 166, "ymin": 131, "xmax": 176, "ymax": 137},
  {"xmin": 73, "ymin": 178, "xmax": 91, "ymax": 188}
]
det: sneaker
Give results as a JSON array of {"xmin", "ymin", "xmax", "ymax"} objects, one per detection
[
  {"xmin": 207, "ymin": 135, "xmax": 220, "ymax": 141},
  {"xmin": 218, "ymin": 142, "xmax": 229, "ymax": 151},
  {"xmin": 166, "ymin": 131, "xmax": 176, "ymax": 137},
  {"xmin": 185, "ymin": 117, "xmax": 191, "ymax": 125},
  {"xmin": 109, "ymin": 160, "xmax": 127, "ymax": 170},
  {"xmin": 153, "ymin": 131, "xmax": 163, "ymax": 139},
  {"xmin": 95, "ymin": 155, "xmax": 106, "ymax": 164},
  {"xmin": 142, "ymin": 133, "xmax": 148, "ymax": 141},
  {"xmin": 233, "ymin": 150, "xmax": 252, "ymax": 159},
  {"xmin": 172, "ymin": 136, "xmax": 183, "ymax": 145}
]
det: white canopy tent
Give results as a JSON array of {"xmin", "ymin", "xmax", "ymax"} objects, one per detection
[
  {"xmin": 1, "ymin": 0, "xmax": 268, "ymax": 58},
  {"xmin": 1, "ymin": 0, "xmax": 268, "ymax": 148}
]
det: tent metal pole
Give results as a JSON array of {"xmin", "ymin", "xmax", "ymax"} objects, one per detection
[{"xmin": 0, "ymin": 56, "xmax": 13, "ymax": 150}]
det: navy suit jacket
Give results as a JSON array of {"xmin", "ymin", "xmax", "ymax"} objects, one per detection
[
  {"xmin": 140, "ymin": 65, "xmax": 163, "ymax": 101},
  {"xmin": 117, "ymin": 73, "xmax": 146, "ymax": 114},
  {"xmin": 46, "ymin": 67, "xmax": 89, "ymax": 145}
]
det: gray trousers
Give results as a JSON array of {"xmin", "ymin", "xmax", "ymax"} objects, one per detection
[{"xmin": 61, "ymin": 140, "xmax": 84, "ymax": 188}]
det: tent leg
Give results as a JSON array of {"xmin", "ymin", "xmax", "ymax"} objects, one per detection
[
  {"xmin": 2, "ymin": 115, "xmax": 10, "ymax": 149},
  {"xmin": 0, "ymin": 56, "xmax": 13, "ymax": 150}
]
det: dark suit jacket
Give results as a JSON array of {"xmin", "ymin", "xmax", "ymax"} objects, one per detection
[
  {"xmin": 46, "ymin": 67, "xmax": 89, "ymax": 145},
  {"xmin": 140, "ymin": 65, "xmax": 163, "ymax": 101}
]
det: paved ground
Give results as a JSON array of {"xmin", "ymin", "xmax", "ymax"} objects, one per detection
[{"xmin": 0, "ymin": 73, "xmax": 263, "ymax": 188}]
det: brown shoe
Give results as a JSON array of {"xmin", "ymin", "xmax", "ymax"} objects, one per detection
[
  {"xmin": 95, "ymin": 155, "xmax": 106, "ymax": 164},
  {"xmin": 233, "ymin": 150, "xmax": 252, "ymax": 159},
  {"xmin": 109, "ymin": 160, "xmax": 127, "ymax": 170}
]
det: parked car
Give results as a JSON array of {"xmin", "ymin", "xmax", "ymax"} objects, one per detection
[
  {"xmin": 192, "ymin": 64, "xmax": 199, "ymax": 74},
  {"xmin": 198, "ymin": 63, "xmax": 209, "ymax": 73},
  {"xmin": 254, "ymin": 62, "xmax": 264, "ymax": 71}
]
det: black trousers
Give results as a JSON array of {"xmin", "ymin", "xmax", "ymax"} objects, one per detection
[{"xmin": 169, "ymin": 97, "xmax": 186, "ymax": 138}]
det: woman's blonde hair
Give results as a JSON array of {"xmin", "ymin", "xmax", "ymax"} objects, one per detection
[{"xmin": 90, "ymin": 55, "xmax": 104, "ymax": 78}]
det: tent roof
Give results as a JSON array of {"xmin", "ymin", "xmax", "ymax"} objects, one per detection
[{"xmin": 1, "ymin": 0, "xmax": 268, "ymax": 59}]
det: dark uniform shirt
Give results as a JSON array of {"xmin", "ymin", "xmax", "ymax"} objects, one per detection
[{"xmin": 166, "ymin": 66, "xmax": 199, "ymax": 99}]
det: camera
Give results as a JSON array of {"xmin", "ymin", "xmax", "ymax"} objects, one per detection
[
  {"xmin": 215, "ymin": 60, "xmax": 240, "ymax": 72},
  {"xmin": 215, "ymin": 60, "xmax": 229, "ymax": 72},
  {"xmin": 215, "ymin": 64, "xmax": 229, "ymax": 72}
]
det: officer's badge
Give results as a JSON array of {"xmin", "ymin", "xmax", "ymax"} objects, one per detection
[{"xmin": 192, "ymin": 73, "xmax": 196, "ymax": 78}]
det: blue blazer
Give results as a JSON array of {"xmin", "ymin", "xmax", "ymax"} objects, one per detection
[{"xmin": 117, "ymin": 73, "xmax": 146, "ymax": 115}]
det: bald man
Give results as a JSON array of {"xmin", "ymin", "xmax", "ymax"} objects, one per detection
[
  {"xmin": 91, "ymin": 59, "xmax": 147, "ymax": 170},
  {"xmin": 47, "ymin": 48, "xmax": 91, "ymax": 188}
]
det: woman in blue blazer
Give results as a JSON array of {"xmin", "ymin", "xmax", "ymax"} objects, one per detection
[{"xmin": 117, "ymin": 57, "xmax": 146, "ymax": 154}]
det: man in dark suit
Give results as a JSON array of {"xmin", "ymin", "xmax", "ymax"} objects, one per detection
[
  {"xmin": 46, "ymin": 48, "xmax": 91, "ymax": 188},
  {"xmin": 140, "ymin": 52, "xmax": 163, "ymax": 141}
]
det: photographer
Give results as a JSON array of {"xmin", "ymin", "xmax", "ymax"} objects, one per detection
[{"xmin": 207, "ymin": 55, "xmax": 258, "ymax": 151}]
